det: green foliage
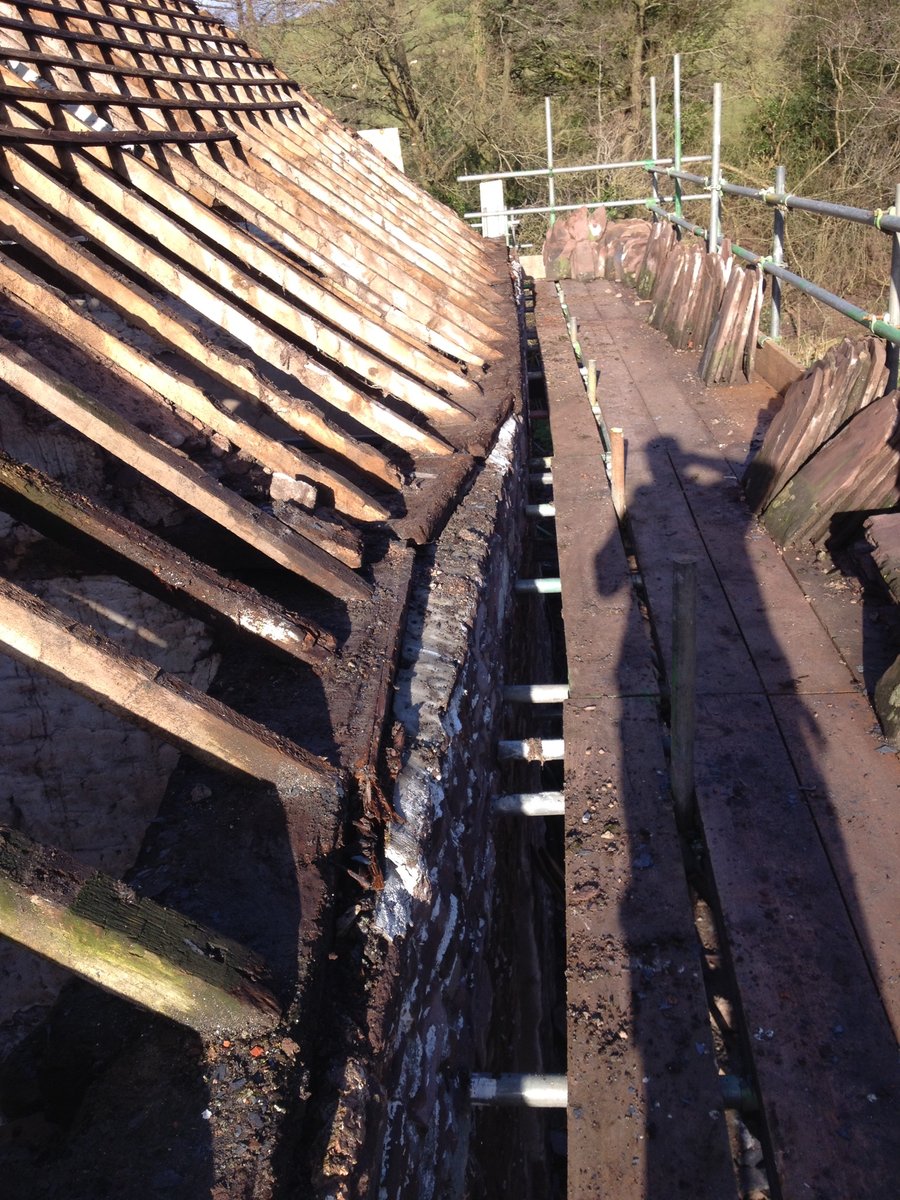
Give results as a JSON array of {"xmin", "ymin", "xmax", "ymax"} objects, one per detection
[{"xmin": 236, "ymin": 0, "xmax": 898, "ymax": 351}]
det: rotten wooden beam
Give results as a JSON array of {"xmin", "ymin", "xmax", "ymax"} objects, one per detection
[
  {"xmin": 0, "ymin": 450, "xmax": 336, "ymax": 665},
  {"xmin": 0, "ymin": 336, "xmax": 373, "ymax": 600},
  {"xmin": 0, "ymin": 826, "xmax": 282, "ymax": 1036},
  {"xmin": 229, "ymin": 117, "xmax": 504, "ymax": 328},
  {"xmin": 4, "ymin": 0, "xmax": 263, "ymax": 51},
  {"xmin": 160, "ymin": 142, "xmax": 499, "ymax": 367},
  {"xmin": 0, "ymin": 575, "xmax": 344, "ymax": 788},
  {"xmin": 0, "ymin": 80, "xmax": 303, "ymax": 112},
  {"xmin": 0, "ymin": 14, "xmax": 276, "ymax": 67},
  {"xmin": 264, "ymin": 110, "xmax": 493, "ymax": 282},
  {"xmin": 41, "ymin": 136, "xmax": 473, "ymax": 419},
  {"xmin": 0, "ymin": 99, "xmax": 472, "ymax": 414}
]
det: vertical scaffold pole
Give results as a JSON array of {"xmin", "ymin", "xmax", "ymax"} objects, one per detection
[
  {"xmin": 545, "ymin": 96, "xmax": 556, "ymax": 226},
  {"xmin": 708, "ymin": 82, "xmax": 722, "ymax": 254},
  {"xmin": 770, "ymin": 165, "xmax": 786, "ymax": 341},
  {"xmin": 673, "ymin": 54, "xmax": 683, "ymax": 220},
  {"xmin": 888, "ymin": 182, "xmax": 900, "ymax": 393},
  {"xmin": 650, "ymin": 76, "xmax": 660, "ymax": 208}
]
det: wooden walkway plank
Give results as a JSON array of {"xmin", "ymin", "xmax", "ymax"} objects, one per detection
[
  {"xmin": 0, "ymin": 576, "xmax": 341, "ymax": 791},
  {"xmin": 535, "ymin": 281, "xmax": 735, "ymax": 1198},
  {"xmin": 564, "ymin": 702, "xmax": 737, "ymax": 1200},
  {"xmin": 0, "ymin": 451, "xmax": 336, "ymax": 666},
  {"xmin": 0, "ymin": 336, "xmax": 372, "ymax": 601},
  {"xmin": 770, "ymin": 690, "xmax": 900, "ymax": 1036},
  {"xmin": 695, "ymin": 695, "xmax": 900, "ymax": 1200},
  {"xmin": 534, "ymin": 285, "xmax": 657, "ymax": 699},
  {"xmin": 560, "ymin": 277, "xmax": 900, "ymax": 1199},
  {"xmin": 568, "ymin": 281, "xmax": 856, "ymax": 696}
]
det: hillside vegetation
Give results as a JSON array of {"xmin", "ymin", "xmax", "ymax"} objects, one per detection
[{"xmin": 231, "ymin": 0, "xmax": 900, "ymax": 358}]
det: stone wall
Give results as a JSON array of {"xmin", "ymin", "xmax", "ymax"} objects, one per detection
[{"xmin": 310, "ymin": 398, "xmax": 557, "ymax": 1199}]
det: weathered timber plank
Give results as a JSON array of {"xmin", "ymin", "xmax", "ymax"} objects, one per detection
[
  {"xmin": 771, "ymin": 690, "xmax": 900, "ymax": 1037},
  {"xmin": 0, "ymin": 43, "xmax": 285, "ymax": 86},
  {"xmin": 0, "ymin": 79, "xmax": 300, "ymax": 111},
  {"xmin": 0, "ymin": 13, "xmax": 273, "ymax": 65},
  {"xmin": 0, "ymin": 336, "xmax": 373, "ymax": 600},
  {"xmin": 763, "ymin": 390, "xmax": 900, "ymax": 547},
  {"xmin": 0, "ymin": 187, "xmax": 401, "ymax": 490},
  {"xmin": 0, "ymin": 0, "xmax": 253, "ymax": 48},
  {"xmin": 534, "ymin": 281, "xmax": 658, "ymax": 698},
  {"xmin": 0, "ymin": 123, "xmax": 231, "ymax": 144},
  {"xmin": 695, "ymin": 694, "xmax": 900, "ymax": 1200},
  {"xmin": 0, "ymin": 826, "xmax": 281, "ymax": 1036},
  {"xmin": 568, "ymin": 282, "xmax": 854, "ymax": 694},
  {"xmin": 1, "ymin": 149, "xmax": 453, "ymax": 459},
  {"xmin": 0, "ymin": 576, "xmax": 341, "ymax": 789},
  {"xmin": 564, "ymin": 701, "xmax": 737, "ymax": 1200},
  {"xmin": 0, "ymin": 249, "xmax": 390, "ymax": 531},
  {"xmin": 0, "ymin": 451, "xmax": 336, "ymax": 665}
]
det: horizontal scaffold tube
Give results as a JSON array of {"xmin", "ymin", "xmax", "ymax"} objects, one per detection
[
  {"xmin": 503, "ymin": 683, "xmax": 570, "ymax": 703},
  {"xmin": 648, "ymin": 205, "xmax": 900, "ymax": 346},
  {"xmin": 469, "ymin": 1074, "xmax": 568, "ymax": 1107},
  {"xmin": 515, "ymin": 578, "xmax": 562, "ymax": 595},
  {"xmin": 492, "ymin": 792, "xmax": 566, "ymax": 816},
  {"xmin": 498, "ymin": 738, "xmax": 565, "ymax": 762},
  {"xmin": 656, "ymin": 168, "xmax": 900, "ymax": 234}
]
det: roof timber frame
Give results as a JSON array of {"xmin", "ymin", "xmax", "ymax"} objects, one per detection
[
  {"xmin": 0, "ymin": 451, "xmax": 338, "ymax": 664},
  {"xmin": 9, "ymin": 126, "xmax": 473, "ymax": 423},
  {"xmin": 0, "ymin": 0, "xmax": 520, "ymax": 1029},
  {"xmin": 0, "ymin": 333, "xmax": 374, "ymax": 599}
]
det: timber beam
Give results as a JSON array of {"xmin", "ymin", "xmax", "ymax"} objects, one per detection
[
  {"xmin": 0, "ymin": 335, "xmax": 373, "ymax": 600},
  {"xmin": 0, "ymin": 149, "xmax": 453, "ymax": 459},
  {"xmin": 0, "ymin": 826, "xmax": 282, "ymax": 1036},
  {"xmin": 0, "ymin": 450, "xmax": 337, "ymax": 666},
  {"xmin": 0, "ymin": 576, "xmax": 342, "ymax": 791}
]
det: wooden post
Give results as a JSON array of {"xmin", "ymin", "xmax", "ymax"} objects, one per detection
[
  {"xmin": 671, "ymin": 557, "xmax": 698, "ymax": 825},
  {"xmin": 0, "ymin": 827, "xmax": 281, "ymax": 1036},
  {"xmin": 587, "ymin": 358, "xmax": 598, "ymax": 410},
  {"xmin": 610, "ymin": 427, "xmax": 626, "ymax": 517}
]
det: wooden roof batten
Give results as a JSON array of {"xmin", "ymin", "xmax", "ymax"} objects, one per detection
[{"xmin": 0, "ymin": 0, "xmax": 518, "ymax": 1036}]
